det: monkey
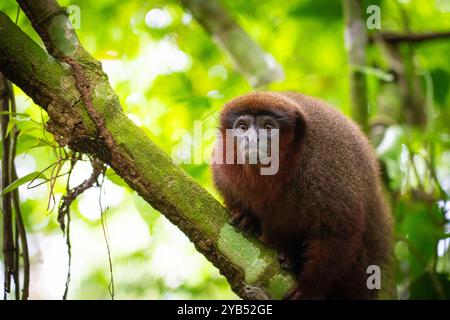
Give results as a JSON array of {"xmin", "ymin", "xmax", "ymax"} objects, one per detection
[{"xmin": 212, "ymin": 91, "xmax": 393, "ymax": 300}]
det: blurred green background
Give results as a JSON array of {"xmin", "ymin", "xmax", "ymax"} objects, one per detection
[{"xmin": 0, "ymin": 0, "xmax": 449, "ymax": 299}]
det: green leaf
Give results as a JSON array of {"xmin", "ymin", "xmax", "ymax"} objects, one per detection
[
  {"xmin": 430, "ymin": 68, "xmax": 449, "ymax": 107},
  {"xmin": 398, "ymin": 202, "xmax": 445, "ymax": 280},
  {"xmin": 16, "ymin": 134, "xmax": 49, "ymax": 154},
  {"xmin": 1, "ymin": 171, "xmax": 48, "ymax": 196},
  {"xmin": 289, "ymin": 0, "xmax": 342, "ymax": 21},
  {"xmin": 410, "ymin": 272, "xmax": 450, "ymax": 299}
]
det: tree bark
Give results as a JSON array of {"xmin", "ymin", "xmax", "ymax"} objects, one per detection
[{"xmin": 0, "ymin": 1, "xmax": 294, "ymax": 300}]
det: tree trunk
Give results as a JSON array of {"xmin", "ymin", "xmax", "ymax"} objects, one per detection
[{"xmin": 343, "ymin": 0, "xmax": 369, "ymax": 132}]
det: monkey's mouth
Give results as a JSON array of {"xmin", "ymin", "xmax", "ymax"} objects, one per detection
[
  {"xmin": 243, "ymin": 148, "xmax": 273, "ymax": 167},
  {"xmin": 244, "ymin": 148, "xmax": 260, "ymax": 164}
]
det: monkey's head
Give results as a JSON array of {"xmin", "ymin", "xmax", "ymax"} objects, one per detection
[{"xmin": 215, "ymin": 92, "xmax": 306, "ymax": 176}]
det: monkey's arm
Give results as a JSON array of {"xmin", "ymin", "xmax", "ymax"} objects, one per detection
[{"xmin": 213, "ymin": 173, "xmax": 261, "ymax": 237}]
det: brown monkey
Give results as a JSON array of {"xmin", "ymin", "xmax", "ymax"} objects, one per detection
[{"xmin": 212, "ymin": 91, "xmax": 393, "ymax": 299}]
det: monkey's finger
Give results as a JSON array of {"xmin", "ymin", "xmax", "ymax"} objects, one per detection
[
  {"xmin": 277, "ymin": 253, "xmax": 294, "ymax": 271},
  {"xmin": 280, "ymin": 261, "xmax": 293, "ymax": 271},
  {"xmin": 244, "ymin": 225, "xmax": 257, "ymax": 237},
  {"xmin": 237, "ymin": 215, "xmax": 254, "ymax": 233},
  {"xmin": 245, "ymin": 222, "xmax": 261, "ymax": 238},
  {"xmin": 252, "ymin": 227, "xmax": 262, "ymax": 238},
  {"xmin": 284, "ymin": 285, "xmax": 303, "ymax": 300},
  {"xmin": 229, "ymin": 211, "xmax": 243, "ymax": 226}
]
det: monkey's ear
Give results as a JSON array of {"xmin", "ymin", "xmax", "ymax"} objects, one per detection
[{"xmin": 294, "ymin": 110, "xmax": 307, "ymax": 143}]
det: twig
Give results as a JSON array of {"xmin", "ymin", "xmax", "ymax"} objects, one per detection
[
  {"xmin": 58, "ymin": 156, "xmax": 104, "ymax": 299},
  {"xmin": 1, "ymin": 72, "xmax": 15, "ymax": 299},
  {"xmin": 99, "ymin": 173, "xmax": 114, "ymax": 299},
  {"xmin": 7, "ymin": 80, "xmax": 30, "ymax": 300},
  {"xmin": 13, "ymin": 212, "xmax": 19, "ymax": 300},
  {"xmin": 370, "ymin": 31, "xmax": 450, "ymax": 44},
  {"xmin": 15, "ymin": 5, "xmax": 20, "ymax": 24},
  {"xmin": 11, "ymin": 169, "xmax": 29, "ymax": 300},
  {"xmin": 10, "ymin": 125, "xmax": 30, "ymax": 299}
]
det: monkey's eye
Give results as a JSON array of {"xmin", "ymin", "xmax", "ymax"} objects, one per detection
[
  {"xmin": 264, "ymin": 122, "xmax": 275, "ymax": 131},
  {"xmin": 236, "ymin": 123, "xmax": 248, "ymax": 133}
]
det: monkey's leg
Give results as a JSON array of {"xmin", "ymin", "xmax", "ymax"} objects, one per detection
[
  {"xmin": 229, "ymin": 209, "xmax": 261, "ymax": 237},
  {"xmin": 284, "ymin": 236, "xmax": 361, "ymax": 300}
]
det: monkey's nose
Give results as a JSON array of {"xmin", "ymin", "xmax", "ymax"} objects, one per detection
[{"xmin": 247, "ymin": 129, "xmax": 258, "ymax": 144}]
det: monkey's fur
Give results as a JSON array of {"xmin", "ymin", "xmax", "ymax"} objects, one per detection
[{"xmin": 212, "ymin": 92, "xmax": 393, "ymax": 299}]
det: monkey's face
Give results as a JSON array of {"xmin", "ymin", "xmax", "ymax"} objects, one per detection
[
  {"xmin": 215, "ymin": 92, "xmax": 306, "ymax": 175},
  {"xmin": 217, "ymin": 109, "xmax": 299, "ymax": 176},
  {"xmin": 231, "ymin": 113, "xmax": 280, "ymax": 163}
]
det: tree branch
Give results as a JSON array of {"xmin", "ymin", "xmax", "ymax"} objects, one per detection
[
  {"xmin": 343, "ymin": 0, "xmax": 369, "ymax": 132},
  {"xmin": 0, "ymin": 3, "xmax": 294, "ymax": 300},
  {"xmin": 369, "ymin": 31, "xmax": 450, "ymax": 44},
  {"xmin": 180, "ymin": 0, "xmax": 284, "ymax": 88}
]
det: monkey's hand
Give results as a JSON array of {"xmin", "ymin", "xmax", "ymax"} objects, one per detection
[
  {"xmin": 229, "ymin": 209, "xmax": 261, "ymax": 237},
  {"xmin": 277, "ymin": 251, "xmax": 296, "ymax": 272}
]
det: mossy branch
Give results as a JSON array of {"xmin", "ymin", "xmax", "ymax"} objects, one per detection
[{"xmin": 0, "ymin": 1, "xmax": 295, "ymax": 300}]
